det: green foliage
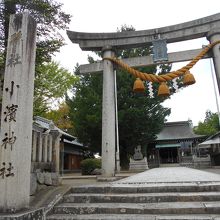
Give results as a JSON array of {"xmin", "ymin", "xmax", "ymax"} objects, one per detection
[
  {"xmin": 80, "ymin": 158, "xmax": 101, "ymax": 175},
  {"xmin": 44, "ymin": 102, "xmax": 73, "ymax": 132},
  {"xmin": 194, "ymin": 110, "xmax": 220, "ymax": 136},
  {"xmin": 68, "ymin": 26, "xmax": 171, "ymax": 169},
  {"xmin": 68, "ymin": 73, "xmax": 102, "ymax": 151},
  {"xmin": 0, "ymin": 0, "xmax": 71, "ymax": 62},
  {"xmin": 34, "ymin": 61, "xmax": 77, "ymax": 116},
  {"xmin": 0, "ymin": 1, "xmax": 72, "ymax": 115}
]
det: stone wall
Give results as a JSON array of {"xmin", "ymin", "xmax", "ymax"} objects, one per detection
[{"xmin": 30, "ymin": 130, "xmax": 61, "ymax": 195}]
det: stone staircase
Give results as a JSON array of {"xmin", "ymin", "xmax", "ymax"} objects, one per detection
[{"xmin": 46, "ymin": 182, "xmax": 220, "ymax": 219}]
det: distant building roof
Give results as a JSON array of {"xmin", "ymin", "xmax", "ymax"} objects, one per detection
[
  {"xmin": 64, "ymin": 139, "xmax": 83, "ymax": 147},
  {"xmin": 156, "ymin": 121, "xmax": 206, "ymax": 142},
  {"xmin": 203, "ymin": 131, "xmax": 220, "ymax": 141},
  {"xmin": 33, "ymin": 116, "xmax": 78, "ymax": 142},
  {"xmin": 199, "ymin": 131, "xmax": 220, "ymax": 148}
]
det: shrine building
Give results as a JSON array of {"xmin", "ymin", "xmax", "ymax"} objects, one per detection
[{"xmin": 148, "ymin": 121, "xmax": 207, "ymax": 167}]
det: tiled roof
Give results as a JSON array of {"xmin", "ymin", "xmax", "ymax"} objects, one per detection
[
  {"xmin": 199, "ymin": 131, "xmax": 220, "ymax": 147},
  {"xmin": 156, "ymin": 121, "xmax": 206, "ymax": 141},
  {"xmin": 33, "ymin": 116, "xmax": 76, "ymax": 141}
]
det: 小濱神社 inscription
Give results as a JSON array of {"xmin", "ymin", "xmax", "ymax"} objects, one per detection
[
  {"xmin": 0, "ymin": 162, "xmax": 14, "ymax": 179},
  {"xmin": 1, "ymin": 132, "xmax": 17, "ymax": 150},
  {"xmin": 4, "ymin": 104, "xmax": 18, "ymax": 122}
]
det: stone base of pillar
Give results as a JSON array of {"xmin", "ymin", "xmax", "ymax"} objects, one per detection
[{"xmin": 129, "ymin": 157, "xmax": 149, "ymax": 171}]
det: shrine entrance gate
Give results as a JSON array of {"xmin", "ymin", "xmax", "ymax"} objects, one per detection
[{"xmin": 67, "ymin": 13, "xmax": 220, "ymax": 177}]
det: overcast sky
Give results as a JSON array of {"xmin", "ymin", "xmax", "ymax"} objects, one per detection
[{"xmin": 54, "ymin": 0, "xmax": 220, "ymax": 126}]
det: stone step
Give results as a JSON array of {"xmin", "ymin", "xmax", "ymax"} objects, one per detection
[
  {"xmin": 71, "ymin": 183, "xmax": 220, "ymax": 194},
  {"xmin": 62, "ymin": 191, "xmax": 220, "ymax": 203},
  {"xmin": 46, "ymin": 213, "xmax": 220, "ymax": 220},
  {"xmin": 51, "ymin": 201, "xmax": 220, "ymax": 215}
]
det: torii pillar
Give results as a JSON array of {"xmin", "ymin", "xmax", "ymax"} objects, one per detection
[
  {"xmin": 102, "ymin": 46, "xmax": 116, "ymax": 177},
  {"xmin": 207, "ymin": 30, "xmax": 220, "ymax": 95}
]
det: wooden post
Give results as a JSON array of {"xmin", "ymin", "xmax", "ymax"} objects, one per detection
[{"xmin": 0, "ymin": 12, "xmax": 36, "ymax": 212}]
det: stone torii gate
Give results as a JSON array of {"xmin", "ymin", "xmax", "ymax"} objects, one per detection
[{"xmin": 67, "ymin": 13, "xmax": 220, "ymax": 177}]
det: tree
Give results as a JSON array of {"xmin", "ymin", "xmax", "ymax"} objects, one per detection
[
  {"xmin": 34, "ymin": 61, "xmax": 77, "ymax": 115},
  {"xmin": 67, "ymin": 26, "xmax": 171, "ymax": 169},
  {"xmin": 68, "ymin": 68, "xmax": 103, "ymax": 152},
  {"xmin": 44, "ymin": 102, "xmax": 73, "ymax": 132},
  {"xmin": 0, "ymin": 0, "xmax": 72, "ymax": 115},
  {"xmin": 0, "ymin": 0, "xmax": 71, "ymax": 67},
  {"xmin": 194, "ymin": 110, "xmax": 220, "ymax": 136}
]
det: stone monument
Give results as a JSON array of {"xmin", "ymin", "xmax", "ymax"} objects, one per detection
[
  {"xmin": 0, "ymin": 12, "xmax": 37, "ymax": 213},
  {"xmin": 129, "ymin": 145, "xmax": 149, "ymax": 171}
]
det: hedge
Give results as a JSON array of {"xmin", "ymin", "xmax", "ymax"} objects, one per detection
[{"xmin": 80, "ymin": 158, "xmax": 101, "ymax": 175}]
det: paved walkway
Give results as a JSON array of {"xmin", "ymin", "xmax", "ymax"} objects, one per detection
[{"xmin": 114, "ymin": 167, "xmax": 220, "ymax": 184}]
